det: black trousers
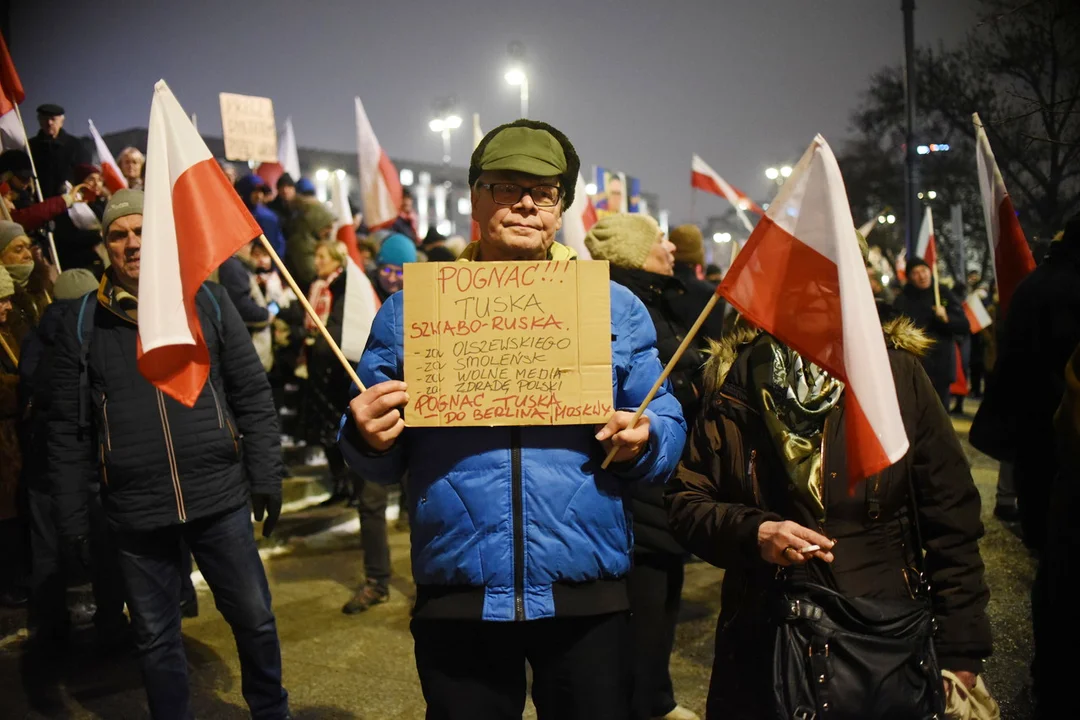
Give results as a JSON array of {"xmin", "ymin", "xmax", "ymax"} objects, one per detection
[
  {"xmin": 412, "ymin": 612, "xmax": 631, "ymax": 720},
  {"xmin": 327, "ymin": 445, "xmax": 390, "ymax": 586},
  {"xmin": 629, "ymin": 552, "xmax": 684, "ymax": 719}
]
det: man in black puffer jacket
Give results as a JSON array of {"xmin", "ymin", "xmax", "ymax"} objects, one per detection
[
  {"xmin": 586, "ymin": 213, "xmax": 715, "ymax": 720},
  {"xmin": 47, "ymin": 190, "xmax": 290, "ymax": 720}
]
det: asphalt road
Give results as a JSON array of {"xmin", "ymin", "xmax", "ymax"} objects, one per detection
[{"xmin": 0, "ymin": 410, "xmax": 1036, "ymax": 719}]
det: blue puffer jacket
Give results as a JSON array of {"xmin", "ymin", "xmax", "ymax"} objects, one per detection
[{"xmin": 340, "ymin": 255, "xmax": 687, "ymax": 622}]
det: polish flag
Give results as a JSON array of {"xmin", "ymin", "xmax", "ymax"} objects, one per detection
[
  {"xmin": 973, "ymin": 112, "xmax": 1035, "ymax": 319},
  {"xmin": 256, "ymin": 116, "xmax": 301, "ymax": 190},
  {"xmin": 340, "ymin": 257, "xmax": 381, "ymax": 363},
  {"xmin": 915, "ymin": 206, "xmax": 936, "ymax": 266},
  {"xmin": 691, "ymin": 154, "xmax": 763, "ymax": 233},
  {"xmin": 718, "ymin": 135, "xmax": 908, "ymax": 483},
  {"xmin": 139, "ymin": 80, "xmax": 262, "ymax": 406},
  {"xmin": 561, "ymin": 173, "xmax": 598, "ymax": 260},
  {"xmin": 895, "ymin": 248, "xmax": 908, "ymax": 284},
  {"xmin": 355, "ymin": 96, "xmax": 402, "ymax": 230},
  {"xmin": 330, "ymin": 170, "xmax": 363, "ymax": 263},
  {"xmin": 857, "ymin": 215, "xmax": 878, "ymax": 240},
  {"xmin": 88, "ymin": 119, "xmax": 128, "ymax": 193},
  {"xmin": 963, "ymin": 293, "xmax": 993, "ymax": 334},
  {"xmin": 0, "ymin": 32, "xmax": 26, "ymax": 150}
]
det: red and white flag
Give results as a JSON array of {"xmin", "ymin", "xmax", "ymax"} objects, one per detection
[
  {"xmin": 88, "ymin": 119, "xmax": 127, "ymax": 193},
  {"xmin": 915, "ymin": 206, "xmax": 937, "ymax": 266},
  {"xmin": 256, "ymin": 116, "xmax": 302, "ymax": 190},
  {"xmin": 895, "ymin": 248, "xmax": 908, "ymax": 284},
  {"xmin": 0, "ymin": 32, "xmax": 26, "ymax": 150},
  {"xmin": 691, "ymin": 154, "xmax": 763, "ymax": 232},
  {"xmin": 561, "ymin": 173, "xmax": 598, "ymax": 260},
  {"xmin": 963, "ymin": 293, "xmax": 992, "ymax": 334},
  {"xmin": 718, "ymin": 135, "xmax": 908, "ymax": 483},
  {"xmin": 973, "ymin": 112, "xmax": 1035, "ymax": 318},
  {"xmin": 857, "ymin": 215, "xmax": 878, "ymax": 240},
  {"xmin": 340, "ymin": 258, "xmax": 381, "ymax": 363},
  {"xmin": 139, "ymin": 80, "xmax": 262, "ymax": 406},
  {"xmin": 355, "ymin": 96, "xmax": 402, "ymax": 230}
]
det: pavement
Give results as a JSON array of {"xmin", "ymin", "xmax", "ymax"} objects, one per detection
[{"xmin": 0, "ymin": 409, "xmax": 1037, "ymax": 719}]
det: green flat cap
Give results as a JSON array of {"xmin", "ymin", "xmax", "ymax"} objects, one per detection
[{"xmin": 476, "ymin": 126, "xmax": 567, "ymax": 177}]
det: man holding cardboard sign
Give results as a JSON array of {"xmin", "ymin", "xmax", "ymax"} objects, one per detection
[{"xmin": 340, "ymin": 120, "xmax": 686, "ymax": 719}]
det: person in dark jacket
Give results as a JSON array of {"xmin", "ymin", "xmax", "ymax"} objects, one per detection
[
  {"xmin": 219, "ymin": 242, "xmax": 275, "ymax": 372},
  {"xmin": 892, "ymin": 258, "xmax": 969, "ymax": 404},
  {"xmin": 666, "ymin": 317, "xmax": 992, "ymax": 720},
  {"xmin": 19, "ymin": 269, "xmax": 126, "ymax": 656},
  {"xmin": 668, "ymin": 224, "xmax": 726, "ymax": 343},
  {"xmin": 975, "ymin": 218, "xmax": 1080, "ymax": 713},
  {"xmin": 267, "ymin": 173, "xmax": 297, "ymax": 232},
  {"xmin": 28, "ymin": 105, "xmax": 89, "ymax": 197},
  {"xmin": 47, "ymin": 190, "xmax": 290, "ymax": 720},
  {"xmin": 235, "ymin": 174, "xmax": 286, "ymax": 258},
  {"xmin": 285, "ymin": 199, "xmax": 334, "ymax": 293},
  {"xmin": 0, "ymin": 221, "xmax": 51, "ymax": 343},
  {"xmin": 585, "ymin": 213, "xmax": 705, "ymax": 720},
  {"xmin": 341, "ymin": 120, "xmax": 687, "ymax": 719}
]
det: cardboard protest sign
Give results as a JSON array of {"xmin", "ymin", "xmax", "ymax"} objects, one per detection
[
  {"xmin": 404, "ymin": 260, "xmax": 613, "ymax": 427},
  {"xmin": 218, "ymin": 92, "xmax": 277, "ymax": 163}
]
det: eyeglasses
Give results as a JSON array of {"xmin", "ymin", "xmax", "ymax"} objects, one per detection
[
  {"xmin": 379, "ymin": 266, "xmax": 404, "ymax": 279},
  {"xmin": 478, "ymin": 183, "xmax": 562, "ymax": 208}
]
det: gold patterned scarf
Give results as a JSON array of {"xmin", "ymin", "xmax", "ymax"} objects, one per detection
[{"xmin": 748, "ymin": 335, "xmax": 843, "ymax": 520}]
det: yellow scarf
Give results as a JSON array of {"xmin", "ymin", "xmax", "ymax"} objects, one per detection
[{"xmin": 457, "ymin": 240, "xmax": 578, "ymax": 263}]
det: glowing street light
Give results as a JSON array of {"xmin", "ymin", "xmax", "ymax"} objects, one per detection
[
  {"xmin": 927, "ymin": 190, "xmax": 937, "ymax": 199},
  {"xmin": 430, "ymin": 106, "xmax": 462, "ymax": 165},
  {"xmin": 712, "ymin": 232, "xmax": 732, "ymax": 244},
  {"xmin": 505, "ymin": 68, "xmax": 529, "ymax": 117},
  {"xmin": 585, "ymin": 182, "xmax": 597, "ymax": 196},
  {"xmin": 765, "ymin": 167, "xmax": 780, "ymax": 180},
  {"xmin": 314, "ymin": 168, "xmax": 329, "ymax": 181},
  {"xmin": 878, "ymin": 215, "xmax": 887, "ymax": 224},
  {"xmin": 886, "ymin": 214, "xmax": 896, "ymax": 224},
  {"xmin": 780, "ymin": 165, "xmax": 793, "ymax": 178}
]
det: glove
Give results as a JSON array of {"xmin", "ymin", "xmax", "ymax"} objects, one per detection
[{"xmin": 251, "ymin": 492, "xmax": 282, "ymax": 538}]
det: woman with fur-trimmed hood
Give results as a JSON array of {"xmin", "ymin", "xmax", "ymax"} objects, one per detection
[{"xmin": 665, "ymin": 313, "xmax": 992, "ymax": 718}]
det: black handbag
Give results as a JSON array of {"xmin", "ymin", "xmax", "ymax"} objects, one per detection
[{"xmin": 769, "ymin": 476, "xmax": 945, "ymax": 720}]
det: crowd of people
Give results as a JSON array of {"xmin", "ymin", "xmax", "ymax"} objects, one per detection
[{"xmin": 0, "ymin": 103, "xmax": 1074, "ymax": 720}]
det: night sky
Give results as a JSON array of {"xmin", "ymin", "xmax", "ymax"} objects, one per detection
[{"xmin": 11, "ymin": 0, "xmax": 978, "ymax": 222}]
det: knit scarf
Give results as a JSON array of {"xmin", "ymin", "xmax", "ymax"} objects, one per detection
[{"xmin": 305, "ymin": 267, "xmax": 342, "ymax": 331}]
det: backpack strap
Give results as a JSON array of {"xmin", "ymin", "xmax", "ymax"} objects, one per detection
[
  {"xmin": 197, "ymin": 283, "xmax": 223, "ymax": 323},
  {"xmin": 76, "ymin": 291, "xmax": 96, "ymax": 433}
]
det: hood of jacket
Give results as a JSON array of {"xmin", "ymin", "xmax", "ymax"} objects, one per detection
[{"xmin": 702, "ymin": 316, "xmax": 932, "ymax": 402}]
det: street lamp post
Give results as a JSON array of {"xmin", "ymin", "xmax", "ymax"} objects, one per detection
[
  {"xmin": 505, "ymin": 68, "xmax": 529, "ymax": 118},
  {"xmin": 429, "ymin": 113, "xmax": 462, "ymax": 166}
]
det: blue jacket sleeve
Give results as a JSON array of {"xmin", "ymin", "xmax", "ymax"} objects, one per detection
[
  {"xmin": 255, "ymin": 207, "xmax": 287, "ymax": 258},
  {"xmin": 337, "ymin": 292, "xmax": 408, "ymax": 484},
  {"xmin": 610, "ymin": 290, "xmax": 687, "ymax": 483}
]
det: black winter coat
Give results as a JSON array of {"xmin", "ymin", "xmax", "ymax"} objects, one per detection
[
  {"xmin": 666, "ymin": 320, "xmax": 991, "ymax": 718},
  {"xmin": 18, "ymin": 300, "xmax": 72, "ymax": 491},
  {"xmin": 610, "ymin": 266, "xmax": 714, "ymax": 555},
  {"xmin": 218, "ymin": 257, "xmax": 271, "ymax": 326},
  {"xmin": 47, "ymin": 280, "xmax": 285, "ymax": 536},
  {"xmin": 305, "ymin": 271, "xmax": 349, "ymax": 446},
  {"xmin": 972, "ymin": 238, "xmax": 1080, "ymax": 550},
  {"xmin": 892, "ymin": 283, "xmax": 969, "ymax": 398},
  {"xmin": 673, "ymin": 262, "xmax": 726, "ymax": 344},
  {"xmin": 28, "ymin": 129, "xmax": 88, "ymax": 197}
]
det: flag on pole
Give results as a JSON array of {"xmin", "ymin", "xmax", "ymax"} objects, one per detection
[
  {"xmin": 963, "ymin": 293, "xmax": 992, "ymax": 334},
  {"xmin": 355, "ymin": 96, "xmax": 402, "ymax": 230},
  {"xmin": 88, "ymin": 119, "xmax": 127, "ymax": 193},
  {"xmin": 691, "ymin": 154, "xmax": 762, "ymax": 233},
  {"xmin": 718, "ymin": 135, "xmax": 908, "ymax": 483},
  {"xmin": 895, "ymin": 248, "xmax": 908, "ymax": 284},
  {"xmin": 0, "ymin": 32, "xmax": 26, "ymax": 150},
  {"xmin": 340, "ymin": 258, "xmax": 381, "ymax": 363},
  {"xmin": 561, "ymin": 173, "xmax": 598, "ymax": 260},
  {"xmin": 139, "ymin": 80, "xmax": 262, "ymax": 406},
  {"xmin": 973, "ymin": 112, "xmax": 1035, "ymax": 318},
  {"xmin": 256, "ymin": 116, "xmax": 301, "ymax": 189},
  {"xmin": 857, "ymin": 216, "xmax": 877, "ymax": 240},
  {"xmin": 915, "ymin": 206, "xmax": 937, "ymax": 266}
]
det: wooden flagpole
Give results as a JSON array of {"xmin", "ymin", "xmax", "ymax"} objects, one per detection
[
  {"xmin": 12, "ymin": 104, "xmax": 62, "ymax": 272},
  {"xmin": 256, "ymin": 234, "xmax": 366, "ymax": 393},
  {"xmin": 600, "ymin": 292, "xmax": 721, "ymax": 469},
  {"xmin": 931, "ymin": 259, "xmax": 941, "ymax": 307}
]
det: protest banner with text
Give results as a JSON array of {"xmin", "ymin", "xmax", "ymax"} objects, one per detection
[
  {"xmin": 403, "ymin": 260, "xmax": 613, "ymax": 427},
  {"xmin": 219, "ymin": 92, "xmax": 277, "ymax": 164}
]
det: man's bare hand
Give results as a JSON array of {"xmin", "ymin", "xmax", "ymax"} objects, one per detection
[
  {"xmin": 595, "ymin": 412, "xmax": 650, "ymax": 464},
  {"xmin": 349, "ymin": 381, "xmax": 408, "ymax": 452}
]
